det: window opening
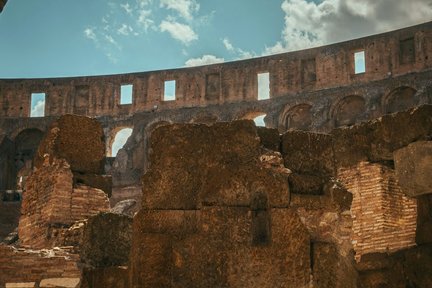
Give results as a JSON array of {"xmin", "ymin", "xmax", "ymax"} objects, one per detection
[
  {"xmin": 30, "ymin": 93, "xmax": 45, "ymax": 117},
  {"xmin": 354, "ymin": 51, "xmax": 366, "ymax": 74},
  {"xmin": 120, "ymin": 84, "xmax": 133, "ymax": 105},
  {"xmin": 257, "ymin": 72, "xmax": 270, "ymax": 100},
  {"xmin": 163, "ymin": 80, "xmax": 176, "ymax": 101}
]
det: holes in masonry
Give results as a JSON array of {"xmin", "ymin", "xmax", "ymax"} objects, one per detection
[
  {"xmin": 30, "ymin": 93, "xmax": 45, "ymax": 117},
  {"xmin": 163, "ymin": 80, "xmax": 176, "ymax": 101},
  {"xmin": 120, "ymin": 84, "xmax": 133, "ymax": 105}
]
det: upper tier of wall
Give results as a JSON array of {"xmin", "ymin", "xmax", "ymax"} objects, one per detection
[{"xmin": 1, "ymin": 21, "xmax": 432, "ymax": 119}]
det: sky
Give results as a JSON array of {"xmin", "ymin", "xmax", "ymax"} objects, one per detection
[
  {"xmin": 1, "ymin": 0, "xmax": 432, "ymax": 155},
  {"xmin": 1, "ymin": 0, "xmax": 431, "ymax": 79}
]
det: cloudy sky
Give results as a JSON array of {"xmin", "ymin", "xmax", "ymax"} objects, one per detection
[{"xmin": 1, "ymin": 0, "xmax": 431, "ymax": 79}]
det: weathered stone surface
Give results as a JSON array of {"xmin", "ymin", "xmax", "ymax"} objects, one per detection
[
  {"xmin": 416, "ymin": 194, "xmax": 432, "ymax": 244},
  {"xmin": 80, "ymin": 212, "xmax": 132, "ymax": 267},
  {"xmin": 332, "ymin": 105, "xmax": 432, "ymax": 168},
  {"xmin": 5, "ymin": 283, "xmax": 36, "ymax": 288},
  {"xmin": 281, "ymin": 130, "xmax": 334, "ymax": 176},
  {"xmin": 34, "ymin": 114, "xmax": 105, "ymax": 174},
  {"xmin": 394, "ymin": 141, "xmax": 432, "ymax": 197},
  {"xmin": 81, "ymin": 266, "xmax": 129, "ymax": 288},
  {"xmin": 289, "ymin": 173, "xmax": 325, "ymax": 195},
  {"xmin": 131, "ymin": 121, "xmax": 312, "ymax": 287},
  {"xmin": 356, "ymin": 245, "xmax": 432, "ymax": 288},
  {"xmin": 73, "ymin": 173, "xmax": 112, "ymax": 197},
  {"xmin": 142, "ymin": 121, "xmax": 289, "ymax": 209},
  {"xmin": 312, "ymin": 242, "xmax": 358, "ymax": 288},
  {"xmin": 110, "ymin": 199, "xmax": 137, "ymax": 217},
  {"xmin": 256, "ymin": 127, "xmax": 280, "ymax": 151},
  {"xmin": 39, "ymin": 278, "xmax": 80, "ymax": 288}
]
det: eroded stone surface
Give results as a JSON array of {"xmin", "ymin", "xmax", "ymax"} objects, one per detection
[
  {"xmin": 34, "ymin": 114, "xmax": 105, "ymax": 174},
  {"xmin": 394, "ymin": 141, "xmax": 432, "ymax": 197}
]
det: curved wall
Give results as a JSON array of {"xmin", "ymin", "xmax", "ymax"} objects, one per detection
[{"xmin": 1, "ymin": 21, "xmax": 432, "ymax": 122}]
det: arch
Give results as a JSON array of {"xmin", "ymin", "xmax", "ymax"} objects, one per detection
[
  {"xmin": 332, "ymin": 95, "xmax": 366, "ymax": 127},
  {"xmin": 189, "ymin": 113, "xmax": 219, "ymax": 125},
  {"xmin": 239, "ymin": 111, "xmax": 267, "ymax": 127},
  {"xmin": 12, "ymin": 128, "xmax": 44, "ymax": 190},
  {"xmin": 110, "ymin": 127, "xmax": 133, "ymax": 157},
  {"xmin": 14, "ymin": 128, "xmax": 44, "ymax": 169},
  {"xmin": 279, "ymin": 103, "xmax": 312, "ymax": 131},
  {"xmin": 383, "ymin": 86, "xmax": 417, "ymax": 114}
]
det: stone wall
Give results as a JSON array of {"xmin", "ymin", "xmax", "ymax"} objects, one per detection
[{"xmin": 1, "ymin": 22, "xmax": 432, "ymax": 120}]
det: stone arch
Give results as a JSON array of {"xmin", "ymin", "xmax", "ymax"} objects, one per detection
[
  {"xmin": 109, "ymin": 127, "xmax": 133, "ymax": 157},
  {"xmin": 383, "ymin": 86, "xmax": 417, "ymax": 114},
  {"xmin": 14, "ymin": 128, "xmax": 44, "ymax": 170},
  {"xmin": 143, "ymin": 120, "xmax": 173, "ymax": 170},
  {"xmin": 13, "ymin": 128, "xmax": 44, "ymax": 190},
  {"xmin": 279, "ymin": 103, "xmax": 313, "ymax": 132},
  {"xmin": 189, "ymin": 113, "xmax": 219, "ymax": 125},
  {"xmin": 238, "ymin": 111, "xmax": 267, "ymax": 127},
  {"xmin": 332, "ymin": 95, "xmax": 366, "ymax": 127}
]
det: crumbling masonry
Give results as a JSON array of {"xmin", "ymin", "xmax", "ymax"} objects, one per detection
[{"xmin": 0, "ymin": 21, "xmax": 432, "ymax": 287}]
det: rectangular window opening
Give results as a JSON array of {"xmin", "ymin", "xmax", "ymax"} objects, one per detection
[
  {"xmin": 120, "ymin": 84, "xmax": 133, "ymax": 105},
  {"xmin": 354, "ymin": 51, "xmax": 366, "ymax": 74},
  {"xmin": 257, "ymin": 72, "xmax": 270, "ymax": 100},
  {"xmin": 399, "ymin": 38, "xmax": 415, "ymax": 65},
  {"xmin": 163, "ymin": 80, "xmax": 176, "ymax": 101},
  {"xmin": 30, "ymin": 92, "xmax": 46, "ymax": 117}
]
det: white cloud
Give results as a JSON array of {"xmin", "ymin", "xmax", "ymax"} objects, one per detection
[
  {"xmin": 31, "ymin": 100, "xmax": 45, "ymax": 117},
  {"xmin": 185, "ymin": 54, "xmax": 224, "ymax": 67},
  {"xmin": 160, "ymin": 0, "xmax": 199, "ymax": 21},
  {"xmin": 104, "ymin": 34, "xmax": 121, "ymax": 50},
  {"xmin": 137, "ymin": 0, "xmax": 152, "ymax": 8},
  {"xmin": 221, "ymin": 37, "xmax": 255, "ymax": 60},
  {"xmin": 118, "ymin": 24, "xmax": 134, "ymax": 35},
  {"xmin": 223, "ymin": 38, "xmax": 234, "ymax": 51},
  {"xmin": 84, "ymin": 28, "xmax": 97, "ymax": 42},
  {"xmin": 264, "ymin": 0, "xmax": 432, "ymax": 55},
  {"xmin": 138, "ymin": 9, "xmax": 155, "ymax": 32},
  {"xmin": 160, "ymin": 20, "xmax": 198, "ymax": 45},
  {"xmin": 120, "ymin": 3, "xmax": 133, "ymax": 15}
]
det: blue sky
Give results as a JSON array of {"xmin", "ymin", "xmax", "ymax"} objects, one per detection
[{"xmin": 1, "ymin": 0, "xmax": 431, "ymax": 79}]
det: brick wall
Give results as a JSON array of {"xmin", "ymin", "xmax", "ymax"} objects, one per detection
[
  {"xmin": 18, "ymin": 159, "xmax": 110, "ymax": 249},
  {"xmin": 0, "ymin": 245, "xmax": 80, "ymax": 285},
  {"xmin": 338, "ymin": 161, "xmax": 417, "ymax": 261}
]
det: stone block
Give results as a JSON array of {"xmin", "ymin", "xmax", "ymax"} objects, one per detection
[
  {"xmin": 81, "ymin": 266, "xmax": 129, "ymax": 288},
  {"xmin": 256, "ymin": 127, "xmax": 280, "ymax": 151},
  {"xmin": 73, "ymin": 173, "xmax": 112, "ymax": 197},
  {"xmin": 5, "ymin": 283, "xmax": 36, "ymax": 288},
  {"xmin": 34, "ymin": 114, "xmax": 105, "ymax": 174},
  {"xmin": 333, "ymin": 105, "xmax": 432, "ymax": 168},
  {"xmin": 281, "ymin": 130, "xmax": 334, "ymax": 176},
  {"xmin": 416, "ymin": 194, "xmax": 432, "ymax": 244},
  {"xmin": 394, "ymin": 141, "xmax": 432, "ymax": 197},
  {"xmin": 80, "ymin": 213, "xmax": 132, "ymax": 267},
  {"xmin": 39, "ymin": 278, "xmax": 80, "ymax": 288},
  {"xmin": 142, "ymin": 121, "xmax": 289, "ymax": 209}
]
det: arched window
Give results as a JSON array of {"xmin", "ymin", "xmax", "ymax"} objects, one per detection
[{"xmin": 111, "ymin": 128, "xmax": 133, "ymax": 157}]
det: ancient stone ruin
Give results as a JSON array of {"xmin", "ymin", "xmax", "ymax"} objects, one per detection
[{"xmin": 0, "ymin": 22, "xmax": 432, "ymax": 287}]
